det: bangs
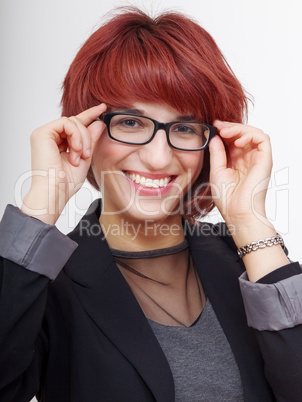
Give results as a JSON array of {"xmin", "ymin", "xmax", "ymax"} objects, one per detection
[{"xmin": 91, "ymin": 29, "xmax": 217, "ymax": 123}]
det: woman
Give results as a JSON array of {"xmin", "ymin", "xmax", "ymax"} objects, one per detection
[{"xmin": 0, "ymin": 8, "xmax": 302, "ymax": 402}]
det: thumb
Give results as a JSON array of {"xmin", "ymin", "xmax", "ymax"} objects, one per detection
[
  {"xmin": 88, "ymin": 120, "xmax": 106, "ymax": 156},
  {"xmin": 209, "ymin": 135, "xmax": 227, "ymax": 176}
]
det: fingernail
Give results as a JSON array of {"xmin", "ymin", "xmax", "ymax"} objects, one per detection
[
  {"xmin": 76, "ymin": 156, "xmax": 80, "ymax": 164},
  {"xmin": 86, "ymin": 148, "xmax": 91, "ymax": 157}
]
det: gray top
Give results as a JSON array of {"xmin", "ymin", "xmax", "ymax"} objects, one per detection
[
  {"xmin": 148, "ymin": 299, "xmax": 244, "ymax": 401},
  {"xmin": 1, "ymin": 204, "xmax": 302, "ymax": 331}
]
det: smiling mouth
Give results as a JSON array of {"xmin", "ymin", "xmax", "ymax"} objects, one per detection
[{"xmin": 124, "ymin": 171, "xmax": 174, "ymax": 189}]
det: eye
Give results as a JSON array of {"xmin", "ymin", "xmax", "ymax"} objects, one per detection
[
  {"xmin": 175, "ymin": 125, "xmax": 193, "ymax": 133},
  {"xmin": 123, "ymin": 119, "xmax": 139, "ymax": 127},
  {"xmin": 172, "ymin": 124, "xmax": 200, "ymax": 135},
  {"xmin": 112, "ymin": 116, "xmax": 145, "ymax": 130}
]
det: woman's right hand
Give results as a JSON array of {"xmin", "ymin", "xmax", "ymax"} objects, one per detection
[{"xmin": 21, "ymin": 104, "xmax": 107, "ymax": 224}]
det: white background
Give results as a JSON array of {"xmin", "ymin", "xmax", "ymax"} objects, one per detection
[{"xmin": 1, "ymin": 0, "xmax": 302, "ymax": 266}]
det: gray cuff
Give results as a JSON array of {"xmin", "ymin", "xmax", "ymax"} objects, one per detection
[
  {"xmin": 0, "ymin": 205, "xmax": 78, "ymax": 280},
  {"xmin": 239, "ymin": 271, "xmax": 302, "ymax": 331}
]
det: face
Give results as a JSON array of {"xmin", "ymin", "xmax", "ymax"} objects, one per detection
[{"xmin": 92, "ymin": 102, "xmax": 204, "ymax": 225}]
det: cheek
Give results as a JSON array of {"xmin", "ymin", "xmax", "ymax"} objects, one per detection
[
  {"xmin": 92, "ymin": 136, "xmax": 121, "ymax": 169},
  {"xmin": 184, "ymin": 151, "xmax": 204, "ymax": 181},
  {"xmin": 91, "ymin": 137, "xmax": 136, "ymax": 187},
  {"xmin": 91, "ymin": 137, "xmax": 114, "ymax": 185}
]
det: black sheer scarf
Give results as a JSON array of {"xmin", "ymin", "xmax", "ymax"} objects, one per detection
[{"xmin": 111, "ymin": 241, "xmax": 206, "ymax": 327}]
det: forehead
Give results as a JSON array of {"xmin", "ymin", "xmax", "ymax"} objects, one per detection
[{"xmin": 110, "ymin": 102, "xmax": 197, "ymax": 121}]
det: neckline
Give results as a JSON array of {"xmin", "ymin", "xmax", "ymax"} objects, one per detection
[
  {"xmin": 147, "ymin": 297, "xmax": 209, "ymax": 329},
  {"xmin": 110, "ymin": 240, "xmax": 188, "ymax": 259}
]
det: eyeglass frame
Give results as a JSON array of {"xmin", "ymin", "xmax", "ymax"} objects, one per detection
[{"xmin": 101, "ymin": 112, "xmax": 217, "ymax": 151}]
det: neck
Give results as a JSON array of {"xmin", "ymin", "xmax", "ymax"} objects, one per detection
[{"xmin": 99, "ymin": 214, "xmax": 185, "ymax": 251}]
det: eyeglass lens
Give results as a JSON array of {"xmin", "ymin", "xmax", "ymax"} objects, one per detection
[{"xmin": 109, "ymin": 114, "xmax": 210, "ymax": 150}]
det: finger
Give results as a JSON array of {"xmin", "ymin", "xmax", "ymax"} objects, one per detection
[
  {"xmin": 51, "ymin": 118, "xmax": 85, "ymax": 166},
  {"xmin": 60, "ymin": 119, "xmax": 85, "ymax": 166},
  {"xmin": 213, "ymin": 120, "xmax": 248, "ymax": 130},
  {"xmin": 75, "ymin": 103, "xmax": 107, "ymax": 127},
  {"xmin": 214, "ymin": 120, "xmax": 264, "ymax": 138},
  {"xmin": 234, "ymin": 133, "xmax": 256, "ymax": 148},
  {"xmin": 214, "ymin": 122, "xmax": 270, "ymax": 149},
  {"xmin": 69, "ymin": 116, "xmax": 92, "ymax": 159},
  {"xmin": 232, "ymin": 131, "xmax": 271, "ymax": 155},
  {"xmin": 67, "ymin": 117, "xmax": 106, "ymax": 165},
  {"xmin": 218, "ymin": 125, "xmax": 261, "ymax": 139},
  {"xmin": 56, "ymin": 115, "xmax": 104, "ymax": 166}
]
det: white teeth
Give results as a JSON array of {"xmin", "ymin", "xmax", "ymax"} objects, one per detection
[
  {"xmin": 125, "ymin": 172, "xmax": 171, "ymax": 188},
  {"xmin": 145, "ymin": 179, "xmax": 153, "ymax": 187},
  {"xmin": 153, "ymin": 180, "xmax": 160, "ymax": 188}
]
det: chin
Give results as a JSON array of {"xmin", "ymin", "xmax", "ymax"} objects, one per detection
[{"xmin": 122, "ymin": 199, "xmax": 183, "ymax": 225}]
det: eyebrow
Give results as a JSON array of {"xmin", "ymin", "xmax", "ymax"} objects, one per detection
[{"xmin": 110, "ymin": 107, "xmax": 197, "ymax": 121}]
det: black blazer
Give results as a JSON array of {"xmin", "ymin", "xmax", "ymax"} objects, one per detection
[{"xmin": 1, "ymin": 200, "xmax": 302, "ymax": 401}]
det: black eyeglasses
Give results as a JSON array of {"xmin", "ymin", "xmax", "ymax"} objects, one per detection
[{"xmin": 101, "ymin": 113, "xmax": 217, "ymax": 151}]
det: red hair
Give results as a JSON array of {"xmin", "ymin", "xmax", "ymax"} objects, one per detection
[{"xmin": 61, "ymin": 8, "xmax": 248, "ymax": 220}]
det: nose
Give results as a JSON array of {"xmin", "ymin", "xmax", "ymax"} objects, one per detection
[{"xmin": 139, "ymin": 129, "xmax": 173, "ymax": 170}]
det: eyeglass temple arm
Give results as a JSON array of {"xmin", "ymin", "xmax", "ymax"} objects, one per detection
[{"xmin": 209, "ymin": 125, "xmax": 217, "ymax": 141}]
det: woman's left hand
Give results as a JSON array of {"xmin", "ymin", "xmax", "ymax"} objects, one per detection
[{"xmin": 208, "ymin": 120, "xmax": 273, "ymax": 228}]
